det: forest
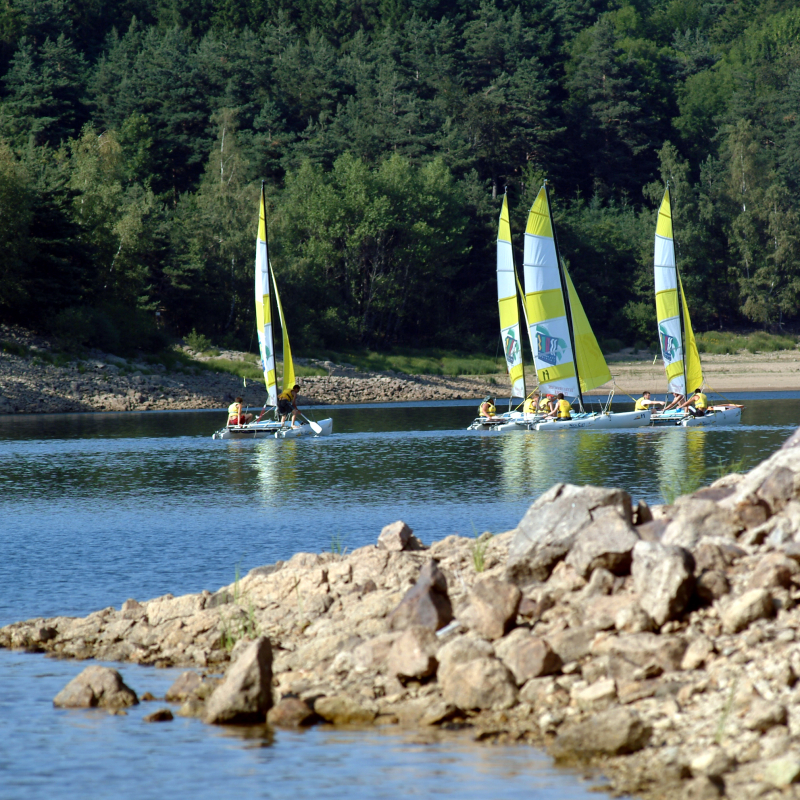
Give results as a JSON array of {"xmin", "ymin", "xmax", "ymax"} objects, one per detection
[{"xmin": 0, "ymin": 0, "xmax": 799, "ymax": 356}]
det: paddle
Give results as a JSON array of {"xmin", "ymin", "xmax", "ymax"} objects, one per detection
[{"xmin": 301, "ymin": 413, "xmax": 323, "ymax": 434}]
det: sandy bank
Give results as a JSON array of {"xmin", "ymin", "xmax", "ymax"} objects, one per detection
[{"xmin": 6, "ymin": 429, "xmax": 800, "ymax": 798}]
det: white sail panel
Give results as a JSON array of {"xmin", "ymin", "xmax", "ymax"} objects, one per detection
[
  {"xmin": 497, "ymin": 195, "xmax": 524, "ymax": 398},
  {"xmin": 255, "ymin": 188, "xmax": 278, "ymax": 407},
  {"xmin": 524, "ymin": 186, "xmax": 578, "ymax": 397}
]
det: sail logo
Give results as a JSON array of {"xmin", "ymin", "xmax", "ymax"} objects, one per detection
[
  {"xmin": 534, "ymin": 327, "xmax": 564, "ymax": 366},
  {"xmin": 659, "ymin": 324, "xmax": 680, "ymax": 363},
  {"xmin": 503, "ymin": 328, "xmax": 521, "ymax": 367}
]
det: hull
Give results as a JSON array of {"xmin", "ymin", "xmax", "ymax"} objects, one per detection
[
  {"xmin": 651, "ymin": 405, "xmax": 743, "ymax": 427},
  {"xmin": 468, "ymin": 411, "xmax": 542, "ymax": 432},
  {"xmin": 532, "ymin": 410, "xmax": 651, "ymax": 431},
  {"xmin": 212, "ymin": 418, "xmax": 333, "ymax": 440}
]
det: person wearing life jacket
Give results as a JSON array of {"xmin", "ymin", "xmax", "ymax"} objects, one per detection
[
  {"xmin": 479, "ymin": 396, "xmax": 496, "ymax": 418},
  {"xmin": 540, "ymin": 394, "xmax": 555, "ymax": 412},
  {"xmin": 523, "ymin": 392, "xmax": 540, "ymax": 415},
  {"xmin": 663, "ymin": 392, "xmax": 685, "ymax": 411},
  {"xmin": 278, "ymin": 384, "xmax": 301, "ymax": 427},
  {"xmin": 227, "ymin": 396, "xmax": 253, "ymax": 426},
  {"xmin": 680, "ymin": 388, "xmax": 708, "ymax": 417},
  {"xmin": 545, "ymin": 392, "xmax": 572, "ymax": 421},
  {"xmin": 634, "ymin": 391, "xmax": 665, "ymax": 412}
]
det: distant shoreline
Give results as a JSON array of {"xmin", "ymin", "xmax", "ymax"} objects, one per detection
[{"xmin": 2, "ymin": 324, "xmax": 800, "ymax": 414}]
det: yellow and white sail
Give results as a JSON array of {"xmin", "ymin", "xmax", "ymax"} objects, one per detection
[
  {"xmin": 654, "ymin": 186, "xmax": 703, "ymax": 396},
  {"xmin": 497, "ymin": 194, "xmax": 525, "ymax": 398},
  {"xmin": 255, "ymin": 184, "xmax": 277, "ymax": 406},
  {"xmin": 271, "ymin": 264, "xmax": 295, "ymax": 393}
]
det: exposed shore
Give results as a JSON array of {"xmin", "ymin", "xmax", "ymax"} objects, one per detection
[
  {"xmin": 6, "ymin": 429, "xmax": 800, "ymax": 798},
  {"xmin": 2, "ymin": 324, "xmax": 799, "ymax": 416}
]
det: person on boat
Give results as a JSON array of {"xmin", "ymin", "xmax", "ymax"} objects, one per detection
[
  {"xmin": 227, "ymin": 397, "xmax": 253, "ymax": 426},
  {"xmin": 679, "ymin": 389, "xmax": 709, "ymax": 417},
  {"xmin": 523, "ymin": 393, "xmax": 540, "ymax": 415},
  {"xmin": 634, "ymin": 391, "xmax": 665, "ymax": 412},
  {"xmin": 545, "ymin": 392, "xmax": 572, "ymax": 421},
  {"xmin": 278, "ymin": 384, "xmax": 302, "ymax": 427},
  {"xmin": 540, "ymin": 394, "xmax": 556, "ymax": 412},
  {"xmin": 479, "ymin": 396, "xmax": 497, "ymax": 418}
]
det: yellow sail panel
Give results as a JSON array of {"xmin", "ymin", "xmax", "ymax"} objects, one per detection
[
  {"xmin": 255, "ymin": 187, "xmax": 277, "ymax": 406},
  {"xmin": 524, "ymin": 185, "xmax": 578, "ymax": 397},
  {"xmin": 653, "ymin": 185, "xmax": 685, "ymax": 396},
  {"xmin": 497, "ymin": 194, "xmax": 524, "ymax": 398},
  {"xmin": 564, "ymin": 266, "xmax": 611, "ymax": 392},
  {"xmin": 271, "ymin": 264, "xmax": 295, "ymax": 393},
  {"xmin": 680, "ymin": 276, "xmax": 703, "ymax": 393}
]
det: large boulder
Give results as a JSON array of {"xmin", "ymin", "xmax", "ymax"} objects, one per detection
[
  {"xmin": 459, "ymin": 577, "xmax": 521, "ymax": 640},
  {"xmin": 53, "ymin": 665, "xmax": 139, "ymax": 709},
  {"xmin": 387, "ymin": 626, "xmax": 438, "ymax": 680},
  {"xmin": 436, "ymin": 634, "xmax": 495, "ymax": 681},
  {"xmin": 564, "ymin": 508, "xmax": 640, "ymax": 578},
  {"xmin": 387, "ymin": 560, "xmax": 453, "ymax": 632},
  {"xmin": 441, "ymin": 657, "xmax": 518, "ymax": 710},
  {"xmin": 506, "ymin": 484, "xmax": 633, "ymax": 584},
  {"xmin": 721, "ymin": 588, "xmax": 775, "ymax": 634},
  {"xmin": 377, "ymin": 521, "xmax": 425, "ymax": 552},
  {"xmin": 496, "ymin": 633, "xmax": 562, "ymax": 685},
  {"xmin": 552, "ymin": 707, "xmax": 651, "ymax": 758},
  {"xmin": 632, "ymin": 541, "xmax": 695, "ymax": 627},
  {"xmin": 204, "ymin": 637, "xmax": 273, "ymax": 724}
]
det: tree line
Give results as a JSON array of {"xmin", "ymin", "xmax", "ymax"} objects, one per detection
[{"xmin": 0, "ymin": 0, "xmax": 799, "ymax": 355}]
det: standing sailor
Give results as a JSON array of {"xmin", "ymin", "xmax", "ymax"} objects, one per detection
[{"xmin": 278, "ymin": 384, "xmax": 301, "ymax": 427}]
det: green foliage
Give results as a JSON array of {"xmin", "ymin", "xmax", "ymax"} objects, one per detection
[
  {"xmin": 471, "ymin": 530, "xmax": 493, "ymax": 573},
  {"xmin": 184, "ymin": 328, "xmax": 213, "ymax": 353},
  {"xmin": 316, "ymin": 348, "xmax": 504, "ymax": 376},
  {"xmin": 660, "ymin": 470, "xmax": 704, "ymax": 505},
  {"xmin": 696, "ymin": 330, "xmax": 798, "ymax": 354}
]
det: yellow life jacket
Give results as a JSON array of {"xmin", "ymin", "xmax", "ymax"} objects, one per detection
[
  {"xmin": 227, "ymin": 402, "xmax": 241, "ymax": 421},
  {"xmin": 634, "ymin": 397, "xmax": 649, "ymax": 411},
  {"xmin": 557, "ymin": 399, "xmax": 571, "ymax": 419},
  {"xmin": 695, "ymin": 392, "xmax": 708, "ymax": 409},
  {"xmin": 278, "ymin": 389, "xmax": 295, "ymax": 403},
  {"xmin": 479, "ymin": 402, "xmax": 496, "ymax": 416},
  {"xmin": 523, "ymin": 398, "xmax": 537, "ymax": 414},
  {"xmin": 539, "ymin": 397, "xmax": 551, "ymax": 411}
]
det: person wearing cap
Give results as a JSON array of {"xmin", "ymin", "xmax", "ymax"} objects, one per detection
[
  {"xmin": 679, "ymin": 388, "xmax": 708, "ymax": 417},
  {"xmin": 634, "ymin": 391, "xmax": 665, "ymax": 412},
  {"xmin": 227, "ymin": 397, "xmax": 253, "ymax": 426},
  {"xmin": 545, "ymin": 392, "xmax": 572, "ymax": 421},
  {"xmin": 540, "ymin": 394, "xmax": 556, "ymax": 413},
  {"xmin": 479, "ymin": 396, "xmax": 497, "ymax": 418},
  {"xmin": 278, "ymin": 384, "xmax": 301, "ymax": 427}
]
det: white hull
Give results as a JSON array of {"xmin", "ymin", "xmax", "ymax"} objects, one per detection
[
  {"xmin": 212, "ymin": 418, "xmax": 333, "ymax": 440},
  {"xmin": 468, "ymin": 411, "xmax": 542, "ymax": 432},
  {"xmin": 533, "ymin": 410, "xmax": 651, "ymax": 431},
  {"xmin": 651, "ymin": 406, "xmax": 742, "ymax": 427}
]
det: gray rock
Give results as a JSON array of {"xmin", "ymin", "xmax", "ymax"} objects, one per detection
[
  {"xmin": 53, "ymin": 665, "xmax": 139, "ymax": 709},
  {"xmin": 764, "ymin": 756, "xmax": 800, "ymax": 787},
  {"xmin": 552, "ymin": 706, "xmax": 651, "ymax": 758},
  {"xmin": 441, "ymin": 657, "xmax": 518, "ymax": 710},
  {"xmin": 748, "ymin": 553, "xmax": 797, "ymax": 590},
  {"xmin": 565, "ymin": 508, "xmax": 640, "ymax": 578},
  {"xmin": 689, "ymin": 746, "xmax": 735, "ymax": 778},
  {"xmin": 546, "ymin": 627, "xmax": 595, "ymax": 663},
  {"xmin": 313, "ymin": 695, "xmax": 376, "ymax": 725},
  {"xmin": 592, "ymin": 632, "xmax": 687, "ymax": 673},
  {"xmin": 143, "ymin": 708, "xmax": 174, "ymax": 722},
  {"xmin": 632, "ymin": 541, "xmax": 695, "ymax": 627},
  {"xmin": 681, "ymin": 636, "xmax": 715, "ymax": 671},
  {"xmin": 721, "ymin": 589, "xmax": 774, "ymax": 634},
  {"xmin": 267, "ymin": 697, "xmax": 317, "ymax": 727},
  {"xmin": 436, "ymin": 634, "xmax": 495, "ymax": 679},
  {"xmin": 204, "ymin": 637, "xmax": 273, "ymax": 724},
  {"xmin": 377, "ymin": 521, "xmax": 412, "ymax": 551},
  {"xmin": 497, "ymin": 635, "xmax": 562, "ymax": 685},
  {"xmin": 744, "ymin": 699, "xmax": 788, "ymax": 732},
  {"xmin": 680, "ymin": 776, "xmax": 723, "ymax": 799},
  {"xmin": 506, "ymin": 484, "xmax": 633, "ymax": 584},
  {"xmin": 387, "ymin": 560, "xmax": 453, "ymax": 632},
  {"xmin": 459, "ymin": 577, "xmax": 521, "ymax": 640},
  {"xmin": 615, "ymin": 604, "xmax": 654, "ymax": 633},
  {"xmin": 165, "ymin": 671, "xmax": 202, "ymax": 702},
  {"xmin": 387, "ymin": 626, "xmax": 438, "ymax": 680},
  {"xmin": 695, "ymin": 570, "xmax": 730, "ymax": 603},
  {"xmin": 662, "ymin": 497, "xmax": 742, "ymax": 548}
]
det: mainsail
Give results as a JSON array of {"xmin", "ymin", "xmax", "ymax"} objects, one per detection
[
  {"xmin": 255, "ymin": 183, "xmax": 278, "ymax": 406},
  {"xmin": 523, "ymin": 183, "xmax": 610, "ymax": 400},
  {"xmin": 271, "ymin": 264, "xmax": 296, "ymax": 393},
  {"xmin": 496, "ymin": 193, "xmax": 525, "ymax": 399},
  {"xmin": 654, "ymin": 186, "xmax": 703, "ymax": 396}
]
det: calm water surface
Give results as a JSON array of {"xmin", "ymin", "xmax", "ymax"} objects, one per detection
[{"xmin": 0, "ymin": 397, "xmax": 797, "ymax": 799}]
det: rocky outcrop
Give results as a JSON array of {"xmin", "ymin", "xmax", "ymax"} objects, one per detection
[
  {"xmin": 53, "ymin": 665, "xmax": 138, "ymax": 709},
  {"xmin": 21, "ymin": 426, "xmax": 800, "ymax": 799}
]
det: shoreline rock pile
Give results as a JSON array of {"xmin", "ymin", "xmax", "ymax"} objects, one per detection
[{"xmin": 7, "ymin": 430, "xmax": 800, "ymax": 798}]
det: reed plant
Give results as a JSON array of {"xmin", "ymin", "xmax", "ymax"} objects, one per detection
[
  {"xmin": 660, "ymin": 470, "xmax": 704, "ymax": 505},
  {"xmin": 471, "ymin": 530, "xmax": 493, "ymax": 572}
]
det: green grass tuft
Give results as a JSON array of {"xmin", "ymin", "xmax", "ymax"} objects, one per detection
[{"xmin": 660, "ymin": 471, "xmax": 704, "ymax": 505}]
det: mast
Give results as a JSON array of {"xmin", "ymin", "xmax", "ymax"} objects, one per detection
[{"xmin": 545, "ymin": 181, "xmax": 584, "ymax": 411}]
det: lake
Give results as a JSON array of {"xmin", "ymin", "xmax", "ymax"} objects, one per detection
[{"xmin": 0, "ymin": 396, "xmax": 796, "ymax": 799}]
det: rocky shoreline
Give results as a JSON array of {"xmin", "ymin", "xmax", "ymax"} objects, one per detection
[
  {"xmin": 7, "ymin": 430, "xmax": 800, "ymax": 798},
  {"xmin": 0, "ymin": 324, "xmax": 500, "ymax": 414}
]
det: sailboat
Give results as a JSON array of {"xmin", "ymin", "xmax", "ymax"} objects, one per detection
[
  {"xmin": 650, "ymin": 186, "xmax": 742, "ymax": 427},
  {"xmin": 468, "ymin": 193, "xmax": 542, "ymax": 432},
  {"xmin": 212, "ymin": 183, "xmax": 333, "ymax": 440},
  {"xmin": 523, "ymin": 182, "xmax": 650, "ymax": 431}
]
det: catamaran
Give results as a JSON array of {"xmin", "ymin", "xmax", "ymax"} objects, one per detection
[
  {"xmin": 650, "ymin": 186, "xmax": 742, "ymax": 427},
  {"xmin": 468, "ymin": 193, "xmax": 543, "ymax": 431},
  {"xmin": 212, "ymin": 184, "xmax": 333, "ymax": 440},
  {"xmin": 523, "ymin": 182, "xmax": 649, "ymax": 431}
]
